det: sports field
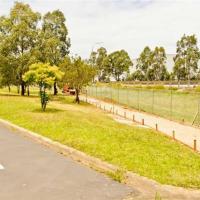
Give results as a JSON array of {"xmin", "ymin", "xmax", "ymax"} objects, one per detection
[{"xmin": 87, "ymin": 85, "xmax": 200, "ymax": 126}]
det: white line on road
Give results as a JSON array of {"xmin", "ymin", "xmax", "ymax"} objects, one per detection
[{"xmin": 0, "ymin": 164, "xmax": 4, "ymax": 170}]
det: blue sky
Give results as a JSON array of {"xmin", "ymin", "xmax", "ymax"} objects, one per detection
[{"xmin": 0, "ymin": 0, "xmax": 200, "ymax": 59}]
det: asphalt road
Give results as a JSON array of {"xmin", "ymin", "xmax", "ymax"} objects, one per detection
[{"xmin": 0, "ymin": 124, "xmax": 134, "ymax": 200}]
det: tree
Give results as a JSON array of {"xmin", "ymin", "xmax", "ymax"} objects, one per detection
[
  {"xmin": 0, "ymin": 54, "xmax": 16, "ymax": 92},
  {"xmin": 104, "ymin": 50, "xmax": 133, "ymax": 81},
  {"xmin": 0, "ymin": 2, "xmax": 41, "ymax": 96},
  {"xmin": 23, "ymin": 63, "xmax": 63, "ymax": 111},
  {"xmin": 89, "ymin": 47, "xmax": 107, "ymax": 81},
  {"xmin": 150, "ymin": 47, "xmax": 168, "ymax": 81},
  {"xmin": 136, "ymin": 46, "xmax": 152, "ymax": 81},
  {"xmin": 173, "ymin": 34, "xmax": 200, "ymax": 86},
  {"xmin": 60, "ymin": 57, "xmax": 96, "ymax": 103},
  {"xmin": 40, "ymin": 10, "xmax": 71, "ymax": 95}
]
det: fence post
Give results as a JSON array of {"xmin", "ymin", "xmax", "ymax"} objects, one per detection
[
  {"xmin": 86, "ymin": 89, "xmax": 88, "ymax": 103},
  {"xmin": 152, "ymin": 89, "xmax": 154, "ymax": 114},
  {"xmin": 197, "ymin": 99, "xmax": 200, "ymax": 127},
  {"xmin": 118, "ymin": 86, "xmax": 119, "ymax": 104},
  {"xmin": 137, "ymin": 88, "xmax": 140, "ymax": 111},
  {"xmin": 95, "ymin": 85, "xmax": 97, "ymax": 98},
  {"xmin": 172, "ymin": 130, "xmax": 175, "ymax": 139},
  {"xmin": 142, "ymin": 119, "xmax": 144, "ymax": 125},
  {"xmin": 132, "ymin": 114, "xmax": 135, "ymax": 122},
  {"xmin": 110, "ymin": 86, "xmax": 112, "ymax": 102},
  {"xmin": 127, "ymin": 88, "xmax": 129, "ymax": 106},
  {"xmin": 170, "ymin": 89, "xmax": 173, "ymax": 120},
  {"xmin": 194, "ymin": 139, "xmax": 197, "ymax": 151},
  {"xmin": 155, "ymin": 123, "xmax": 158, "ymax": 131}
]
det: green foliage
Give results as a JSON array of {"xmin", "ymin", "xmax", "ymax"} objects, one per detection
[
  {"xmin": 127, "ymin": 70, "xmax": 145, "ymax": 81},
  {"xmin": 136, "ymin": 46, "xmax": 152, "ymax": 80},
  {"xmin": 23, "ymin": 63, "xmax": 63, "ymax": 110},
  {"xmin": 89, "ymin": 47, "xmax": 108, "ymax": 81},
  {"xmin": 37, "ymin": 10, "xmax": 70, "ymax": 65},
  {"xmin": 151, "ymin": 47, "xmax": 168, "ymax": 81},
  {"xmin": 60, "ymin": 56, "xmax": 96, "ymax": 103},
  {"xmin": 0, "ymin": 2, "xmax": 41, "ymax": 95},
  {"xmin": 0, "ymin": 2, "xmax": 70, "ymax": 96},
  {"xmin": 173, "ymin": 34, "xmax": 200, "ymax": 85},
  {"xmin": 129, "ymin": 46, "xmax": 168, "ymax": 81},
  {"xmin": 104, "ymin": 50, "xmax": 133, "ymax": 81},
  {"xmin": 144, "ymin": 85, "xmax": 165, "ymax": 90},
  {"xmin": 107, "ymin": 170, "xmax": 125, "ymax": 183},
  {"xmin": 195, "ymin": 86, "xmax": 200, "ymax": 92}
]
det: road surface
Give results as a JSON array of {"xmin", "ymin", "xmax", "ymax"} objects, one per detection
[{"xmin": 0, "ymin": 124, "xmax": 134, "ymax": 200}]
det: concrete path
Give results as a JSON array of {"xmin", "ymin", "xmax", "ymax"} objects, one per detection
[
  {"xmin": 0, "ymin": 124, "xmax": 133, "ymax": 200},
  {"xmin": 81, "ymin": 96, "xmax": 200, "ymax": 152}
]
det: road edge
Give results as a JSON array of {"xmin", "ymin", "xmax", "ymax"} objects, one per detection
[{"xmin": 1, "ymin": 118, "xmax": 200, "ymax": 199}]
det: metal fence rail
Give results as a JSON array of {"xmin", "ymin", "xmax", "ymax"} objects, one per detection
[{"xmin": 85, "ymin": 85, "xmax": 200, "ymax": 127}]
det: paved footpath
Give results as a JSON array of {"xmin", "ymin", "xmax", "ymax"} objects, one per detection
[
  {"xmin": 0, "ymin": 124, "xmax": 134, "ymax": 200},
  {"xmin": 81, "ymin": 96, "xmax": 200, "ymax": 152}
]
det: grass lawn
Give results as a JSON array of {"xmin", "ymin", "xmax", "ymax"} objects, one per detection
[
  {"xmin": 87, "ymin": 86, "xmax": 200, "ymax": 126},
  {"xmin": 0, "ymin": 92, "xmax": 200, "ymax": 189}
]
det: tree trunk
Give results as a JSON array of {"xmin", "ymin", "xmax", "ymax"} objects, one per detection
[
  {"xmin": 53, "ymin": 82, "xmax": 58, "ymax": 95},
  {"xmin": 188, "ymin": 74, "xmax": 190, "ymax": 88},
  {"xmin": 27, "ymin": 85, "xmax": 30, "ymax": 96},
  {"xmin": 8, "ymin": 85, "xmax": 11, "ymax": 93},
  {"xmin": 17, "ymin": 85, "xmax": 20, "ymax": 94},
  {"xmin": 75, "ymin": 89, "xmax": 80, "ymax": 104},
  {"xmin": 21, "ymin": 81, "xmax": 25, "ymax": 96}
]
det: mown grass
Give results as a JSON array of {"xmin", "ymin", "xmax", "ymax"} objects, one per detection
[{"xmin": 0, "ymin": 93, "xmax": 200, "ymax": 188}]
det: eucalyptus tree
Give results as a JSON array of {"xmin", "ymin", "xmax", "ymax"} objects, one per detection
[
  {"xmin": 2, "ymin": 2, "xmax": 40, "ymax": 95},
  {"xmin": 104, "ymin": 50, "xmax": 133, "ymax": 81},
  {"xmin": 89, "ymin": 47, "xmax": 107, "ymax": 81},
  {"xmin": 173, "ymin": 34, "xmax": 200, "ymax": 86},
  {"xmin": 0, "ymin": 2, "xmax": 41, "ymax": 95},
  {"xmin": 150, "ymin": 46, "xmax": 168, "ymax": 81},
  {"xmin": 40, "ymin": 10, "xmax": 71, "ymax": 95},
  {"xmin": 60, "ymin": 57, "xmax": 96, "ymax": 103},
  {"xmin": 136, "ymin": 46, "xmax": 152, "ymax": 80}
]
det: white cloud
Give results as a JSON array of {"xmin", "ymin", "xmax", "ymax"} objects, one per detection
[{"xmin": 0, "ymin": 0, "xmax": 200, "ymax": 59}]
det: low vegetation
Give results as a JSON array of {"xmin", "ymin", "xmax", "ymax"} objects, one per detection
[{"xmin": 0, "ymin": 92, "xmax": 200, "ymax": 188}]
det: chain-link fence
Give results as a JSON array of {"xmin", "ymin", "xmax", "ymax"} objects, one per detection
[{"xmin": 85, "ymin": 85, "xmax": 200, "ymax": 127}]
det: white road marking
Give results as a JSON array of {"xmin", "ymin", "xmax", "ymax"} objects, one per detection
[{"xmin": 0, "ymin": 164, "xmax": 4, "ymax": 170}]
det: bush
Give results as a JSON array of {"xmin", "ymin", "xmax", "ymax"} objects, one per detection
[
  {"xmin": 144, "ymin": 85, "xmax": 165, "ymax": 90},
  {"xmin": 195, "ymin": 86, "xmax": 200, "ymax": 92}
]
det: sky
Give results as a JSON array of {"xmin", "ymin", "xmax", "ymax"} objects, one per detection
[{"xmin": 0, "ymin": 0, "xmax": 200, "ymax": 59}]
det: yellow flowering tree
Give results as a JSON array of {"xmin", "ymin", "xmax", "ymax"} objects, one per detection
[{"xmin": 23, "ymin": 63, "xmax": 63, "ymax": 111}]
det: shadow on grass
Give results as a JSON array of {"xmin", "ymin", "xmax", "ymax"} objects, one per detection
[
  {"xmin": 0, "ymin": 93, "xmax": 38, "ymax": 98},
  {"xmin": 0, "ymin": 93, "xmax": 20, "ymax": 97},
  {"xmin": 32, "ymin": 107, "xmax": 64, "ymax": 113},
  {"xmin": 52, "ymin": 95, "xmax": 90, "ymax": 107}
]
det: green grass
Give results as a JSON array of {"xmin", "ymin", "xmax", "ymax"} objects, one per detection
[
  {"xmin": 0, "ymin": 93, "xmax": 200, "ymax": 188},
  {"xmin": 87, "ymin": 86, "xmax": 200, "ymax": 126}
]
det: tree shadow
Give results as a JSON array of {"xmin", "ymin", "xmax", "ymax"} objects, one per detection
[
  {"xmin": 32, "ymin": 107, "xmax": 64, "ymax": 113},
  {"xmin": 0, "ymin": 93, "xmax": 38, "ymax": 99}
]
